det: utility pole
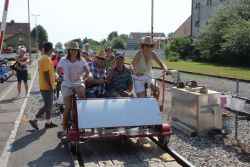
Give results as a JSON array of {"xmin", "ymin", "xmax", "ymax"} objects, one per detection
[
  {"xmin": 27, "ymin": 0, "xmax": 31, "ymax": 63},
  {"xmin": 151, "ymin": 0, "xmax": 154, "ymax": 42},
  {"xmin": 0, "ymin": 0, "xmax": 10, "ymax": 57}
]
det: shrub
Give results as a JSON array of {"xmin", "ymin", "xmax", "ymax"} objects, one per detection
[{"xmin": 167, "ymin": 51, "xmax": 180, "ymax": 62}]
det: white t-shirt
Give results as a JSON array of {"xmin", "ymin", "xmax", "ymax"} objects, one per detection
[
  {"xmin": 58, "ymin": 57, "xmax": 87, "ymax": 86},
  {"xmin": 86, "ymin": 49, "xmax": 93, "ymax": 56}
]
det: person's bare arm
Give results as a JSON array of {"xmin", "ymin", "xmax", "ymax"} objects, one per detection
[
  {"xmin": 56, "ymin": 66, "xmax": 63, "ymax": 76},
  {"xmin": 83, "ymin": 66, "xmax": 90, "ymax": 79},
  {"xmin": 152, "ymin": 51, "xmax": 168, "ymax": 71},
  {"xmin": 106, "ymin": 60, "xmax": 116, "ymax": 84},
  {"xmin": 131, "ymin": 52, "xmax": 140, "ymax": 68},
  {"xmin": 44, "ymin": 71, "xmax": 53, "ymax": 92}
]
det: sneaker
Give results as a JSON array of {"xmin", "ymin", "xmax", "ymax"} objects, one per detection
[
  {"xmin": 45, "ymin": 122, "xmax": 58, "ymax": 129},
  {"xmin": 57, "ymin": 130, "xmax": 67, "ymax": 139},
  {"xmin": 29, "ymin": 120, "xmax": 39, "ymax": 130}
]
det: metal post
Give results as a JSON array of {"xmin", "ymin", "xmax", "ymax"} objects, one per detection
[
  {"xmin": 27, "ymin": 0, "xmax": 31, "ymax": 64},
  {"xmin": 151, "ymin": 0, "xmax": 154, "ymax": 41},
  {"xmin": 0, "ymin": 0, "xmax": 10, "ymax": 57},
  {"xmin": 31, "ymin": 14, "xmax": 40, "ymax": 56},
  {"xmin": 235, "ymin": 79, "xmax": 239, "ymax": 139}
]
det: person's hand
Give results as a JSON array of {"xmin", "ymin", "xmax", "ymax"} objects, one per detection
[
  {"xmin": 110, "ymin": 60, "xmax": 116, "ymax": 70},
  {"xmin": 48, "ymin": 85, "xmax": 53, "ymax": 94},
  {"xmin": 163, "ymin": 69, "xmax": 170, "ymax": 75},
  {"xmin": 99, "ymin": 79, "xmax": 106, "ymax": 85},
  {"xmin": 85, "ymin": 73, "xmax": 94, "ymax": 83},
  {"xmin": 57, "ymin": 76, "xmax": 63, "ymax": 83}
]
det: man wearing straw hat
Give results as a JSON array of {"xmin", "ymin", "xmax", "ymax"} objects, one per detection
[{"xmin": 86, "ymin": 49, "xmax": 111, "ymax": 98}]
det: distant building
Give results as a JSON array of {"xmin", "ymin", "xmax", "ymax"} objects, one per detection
[
  {"xmin": 169, "ymin": 16, "xmax": 191, "ymax": 40},
  {"xmin": 191, "ymin": 0, "xmax": 233, "ymax": 37},
  {"xmin": 0, "ymin": 20, "xmax": 35, "ymax": 52},
  {"xmin": 127, "ymin": 32, "xmax": 167, "ymax": 49}
]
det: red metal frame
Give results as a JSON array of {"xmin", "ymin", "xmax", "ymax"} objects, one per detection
[{"xmin": 64, "ymin": 72, "xmax": 172, "ymax": 143}]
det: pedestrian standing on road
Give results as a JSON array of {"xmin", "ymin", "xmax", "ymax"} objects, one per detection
[
  {"xmin": 57, "ymin": 41, "xmax": 90, "ymax": 132},
  {"xmin": 131, "ymin": 36, "xmax": 168, "ymax": 99},
  {"xmin": 29, "ymin": 42, "xmax": 57, "ymax": 130},
  {"xmin": 16, "ymin": 46, "xmax": 30, "ymax": 96}
]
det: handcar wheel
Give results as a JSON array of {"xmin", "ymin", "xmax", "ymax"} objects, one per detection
[
  {"xmin": 60, "ymin": 105, "xmax": 64, "ymax": 114},
  {"xmin": 70, "ymin": 141, "xmax": 79, "ymax": 153},
  {"xmin": 158, "ymin": 135, "xmax": 170, "ymax": 148}
]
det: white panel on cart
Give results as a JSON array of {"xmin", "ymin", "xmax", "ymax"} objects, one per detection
[{"xmin": 77, "ymin": 97, "xmax": 162, "ymax": 129}]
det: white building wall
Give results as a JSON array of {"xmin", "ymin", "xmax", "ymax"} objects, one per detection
[{"xmin": 191, "ymin": 0, "xmax": 233, "ymax": 37}]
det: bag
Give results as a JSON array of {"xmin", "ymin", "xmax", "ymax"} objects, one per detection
[{"xmin": 27, "ymin": 71, "xmax": 32, "ymax": 80}]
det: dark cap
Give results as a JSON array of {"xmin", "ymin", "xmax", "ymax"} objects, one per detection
[
  {"xmin": 115, "ymin": 52, "xmax": 125, "ymax": 58},
  {"xmin": 43, "ymin": 42, "xmax": 53, "ymax": 52}
]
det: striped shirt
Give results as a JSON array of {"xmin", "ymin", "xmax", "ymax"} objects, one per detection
[{"xmin": 110, "ymin": 66, "xmax": 132, "ymax": 93}]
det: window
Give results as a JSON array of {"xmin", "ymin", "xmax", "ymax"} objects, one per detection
[
  {"xmin": 207, "ymin": 0, "xmax": 212, "ymax": 5},
  {"xmin": 195, "ymin": 21, "xmax": 200, "ymax": 27},
  {"xmin": 195, "ymin": 2, "xmax": 200, "ymax": 9}
]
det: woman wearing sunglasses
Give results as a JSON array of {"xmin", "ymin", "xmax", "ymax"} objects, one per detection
[{"xmin": 131, "ymin": 36, "xmax": 168, "ymax": 99}]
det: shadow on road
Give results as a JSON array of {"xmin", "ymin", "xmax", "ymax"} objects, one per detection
[
  {"xmin": 0, "ymin": 96, "xmax": 26, "ymax": 104},
  {"xmin": 27, "ymin": 142, "xmax": 74, "ymax": 167},
  {"xmin": 11, "ymin": 129, "xmax": 46, "ymax": 152}
]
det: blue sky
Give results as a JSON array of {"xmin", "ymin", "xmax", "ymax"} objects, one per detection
[{"xmin": 0, "ymin": 0, "xmax": 191, "ymax": 44}]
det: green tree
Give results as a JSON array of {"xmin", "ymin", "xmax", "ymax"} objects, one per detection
[
  {"xmin": 120, "ymin": 34, "xmax": 129, "ymax": 41},
  {"xmin": 55, "ymin": 42, "xmax": 63, "ymax": 50},
  {"xmin": 194, "ymin": 0, "xmax": 250, "ymax": 66},
  {"xmin": 108, "ymin": 31, "xmax": 118, "ymax": 41},
  {"xmin": 165, "ymin": 37, "xmax": 193, "ymax": 60},
  {"xmin": 31, "ymin": 25, "xmax": 48, "ymax": 50},
  {"xmin": 111, "ymin": 36, "xmax": 127, "ymax": 49},
  {"xmin": 82, "ymin": 37, "xmax": 88, "ymax": 44}
]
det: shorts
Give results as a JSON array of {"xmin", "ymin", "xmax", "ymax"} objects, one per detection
[
  {"xmin": 40, "ymin": 90, "xmax": 53, "ymax": 111},
  {"xmin": 61, "ymin": 84, "xmax": 85, "ymax": 97},
  {"xmin": 16, "ymin": 70, "xmax": 28, "ymax": 82},
  {"xmin": 133, "ymin": 75, "xmax": 154, "ymax": 93}
]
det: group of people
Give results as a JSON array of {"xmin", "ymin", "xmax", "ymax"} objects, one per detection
[{"xmin": 29, "ymin": 36, "xmax": 168, "ymax": 135}]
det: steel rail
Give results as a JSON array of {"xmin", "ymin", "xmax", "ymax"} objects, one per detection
[{"xmin": 149, "ymin": 137, "xmax": 195, "ymax": 167}]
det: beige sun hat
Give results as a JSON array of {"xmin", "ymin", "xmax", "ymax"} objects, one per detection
[
  {"xmin": 68, "ymin": 41, "xmax": 79, "ymax": 50},
  {"xmin": 84, "ymin": 43, "xmax": 90, "ymax": 47},
  {"xmin": 95, "ymin": 49, "xmax": 106, "ymax": 59},
  {"xmin": 140, "ymin": 36, "xmax": 154, "ymax": 46}
]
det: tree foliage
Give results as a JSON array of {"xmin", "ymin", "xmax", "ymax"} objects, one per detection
[
  {"xmin": 111, "ymin": 37, "xmax": 127, "ymax": 49},
  {"xmin": 55, "ymin": 42, "xmax": 63, "ymax": 49},
  {"xmin": 31, "ymin": 25, "xmax": 48, "ymax": 50},
  {"xmin": 108, "ymin": 31, "xmax": 118, "ymax": 41},
  {"xmin": 165, "ymin": 37, "xmax": 193, "ymax": 60},
  {"xmin": 194, "ymin": 0, "xmax": 250, "ymax": 66},
  {"xmin": 120, "ymin": 34, "xmax": 129, "ymax": 41}
]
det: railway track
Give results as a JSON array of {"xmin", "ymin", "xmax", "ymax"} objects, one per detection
[{"xmin": 68, "ymin": 137, "xmax": 195, "ymax": 167}]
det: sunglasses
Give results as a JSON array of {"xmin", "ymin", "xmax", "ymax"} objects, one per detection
[{"xmin": 144, "ymin": 44, "xmax": 154, "ymax": 48}]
